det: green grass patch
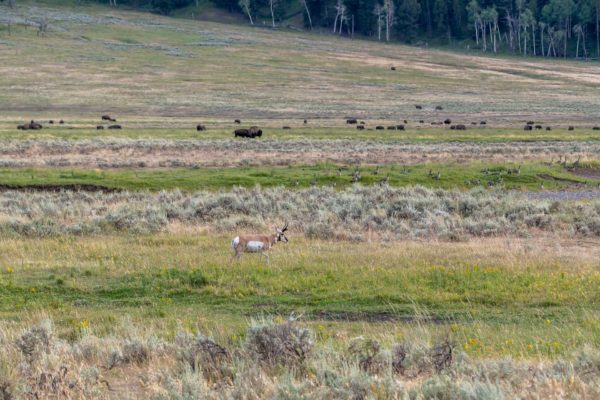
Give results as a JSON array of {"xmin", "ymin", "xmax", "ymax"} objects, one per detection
[
  {"xmin": 0, "ymin": 162, "xmax": 595, "ymax": 191},
  {"xmin": 0, "ymin": 234, "xmax": 598, "ymax": 358}
]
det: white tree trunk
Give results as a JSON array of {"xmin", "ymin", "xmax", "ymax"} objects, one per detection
[{"xmin": 301, "ymin": 0, "xmax": 312, "ymax": 30}]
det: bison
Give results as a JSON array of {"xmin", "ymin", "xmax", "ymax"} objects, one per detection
[
  {"xmin": 346, "ymin": 118, "xmax": 358, "ymax": 124},
  {"xmin": 593, "ymin": 126, "xmax": 600, "ymax": 130},
  {"xmin": 356, "ymin": 125, "xmax": 365, "ymax": 130},
  {"xmin": 568, "ymin": 126, "xmax": 574, "ymax": 131},
  {"xmin": 535, "ymin": 125, "xmax": 542, "ymax": 130},
  {"xmin": 234, "ymin": 126, "xmax": 262, "ymax": 138},
  {"xmin": 391, "ymin": 66, "xmax": 396, "ymax": 71},
  {"xmin": 108, "ymin": 124, "xmax": 122, "ymax": 129},
  {"xmin": 455, "ymin": 124, "xmax": 466, "ymax": 130},
  {"xmin": 375, "ymin": 126, "xmax": 384, "ymax": 130},
  {"xmin": 435, "ymin": 106, "xmax": 443, "ymax": 110},
  {"xmin": 97, "ymin": 125, "xmax": 104, "ymax": 130},
  {"xmin": 397, "ymin": 125, "xmax": 405, "ymax": 130},
  {"xmin": 415, "ymin": 105, "xmax": 423, "ymax": 109},
  {"xmin": 18, "ymin": 120, "xmax": 42, "ymax": 130},
  {"xmin": 546, "ymin": 126, "xmax": 552, "ymax": 131},
  {"xmin": 196, "ymin": 124, "xmax": 206, "ymax": 131},
  {"xmin": 282, "ymin": 126, "xmax": 291, "ymax": 129},
  {"xmin": 444, "ymin": 118, "xmax": 451, "ymax": 125},
  {"xmin": 524, "ymin": 125, "xmax": 533, "ymax": 131},
  {"xmin": 102, "ymin": 115, "xmax": 116, "ymax": 122},
  {"xmin": 234, "ymin": 119, "xmax": 241, "ymax": 124}
]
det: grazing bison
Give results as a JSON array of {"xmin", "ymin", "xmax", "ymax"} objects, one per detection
[
  {"xmin": 196, "ymin": 124, "xmax": 206, "ymax": 131},
  {"xmin": 450, "ymin": 125, "xmax": 456, "ymax": 130},
  {"xmin": 435, "ymin": 106, "xmax": 443, "ymax": 110},
  {"xmin": 524, "ymin": 125, "xmax": 533, "ymax": 131},
  {"xmin": 375, "ymin": 126, "xmax": 384, "ymax": 130},
  {"xmin": 397, "ymin": 125, "xmax": 405, "ymax": 130},
  {"xmin": 471, "ymin": 122, "xmax": 477, "ymax": 125},
  {"xmin": 480, "ymin": 121, "xmax": 487, "ymax": 125},
  {"xmin": 403, "ymin": 119, "xmax": 408, "ymax": 123},
  {"xmin": 568, "ymin": 126, "xmax": 574, "ymax": 131},
  {"xmin": 346, "ymin": 118, "xmax": 358, "ymax": 124},
  {"xmin": 304, "ymin": 119, "xmax": 307, "ymax": 124},
  {"xmin": 593, "ymin": 126, "xmax": 600, "ymax": 130},
  {"xmin": 444, "ymin": 118, "xmax": 451, "ymax": 125},
  {"xmin": 455, "ymin": 124, "xmax": 466, "ymax": 130},
  {"xmin": 546, "ymin": 126, "xmax": 552, "ymax": 131},
  {"xmin": 360, "ymin": 121, "xmax": 365, "ymax": 125},
  {"xmin": 234, "ymin": 119, "xmax": 241, "ymax": 124},
  {"xmin": 102, "ymin": 115, "xmax": 116, "ymax": 122},
  {"xmin": 535, "ymin": 125, "xmax": 542, "ymax": 130},
  {"xmin": 526, "ymin": 121, "xmax": 534, "ymax": 125},
  {"xmin": 419, "ymin": 120, "xmax": 424, "ymax": 123},
  {"xmin": 18, "ymin": 120, "xmax": 43, "ymax": 130},
  {"xmin": 415, "ymin": 105, "xmax": 423, "ymax": 109},
  {"xmin": 282, "ymin": 126, "xmax": 291, "ymax": 129},
  {"xmin": 97, "ymin": 125, "xmax": 104, "ymax": 130},
  {"xmin": 391, "ymin": 66, "xmax": 396, "ymax": 70},
  {"xmin": 234, "ymin": 126, "xmax": 262, "ymax": 138},
  {"xmin": 59, "ymin": 120, "xmax": 64, "ymax": 124},
  {"xmin": 49, "ymin": 120, "xmax": 54, "ymax": 124},
  {"xmin": 356, "ymin": 125, "xmax": 365, "ymax": 130},
  {"xmin": 108, "ymin": 124, "xmax": 122, "ymax": 129}
]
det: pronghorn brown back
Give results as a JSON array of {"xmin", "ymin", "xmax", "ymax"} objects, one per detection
[{"xmin": 231, "ymin": 222, "xmax": 288, "ymax": 263}]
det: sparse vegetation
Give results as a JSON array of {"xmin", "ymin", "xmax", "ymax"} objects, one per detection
[{"xmin": 0, "ymin": 317, "xmax": 599, "ymax": 398}]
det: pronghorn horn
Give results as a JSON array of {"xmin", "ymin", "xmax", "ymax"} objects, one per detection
[{"xmin": 282, "ymin": 222, "xmax": 289, "ymax": 232}]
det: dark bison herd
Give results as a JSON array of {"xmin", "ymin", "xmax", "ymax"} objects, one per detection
[{"xmin": 12, "ymin": 116, "xmax": 600, "ymax": 135}]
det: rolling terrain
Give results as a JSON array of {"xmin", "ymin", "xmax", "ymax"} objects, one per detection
[{"xmin": 0, "ymin": 1, "xmax": 599, "ymax": 399}]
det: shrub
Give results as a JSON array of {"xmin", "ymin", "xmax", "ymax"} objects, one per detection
[{"xmin": 245, "ymin": 320, "xmax": 313, "ymax": 371}]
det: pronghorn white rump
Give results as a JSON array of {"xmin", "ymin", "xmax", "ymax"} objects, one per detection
[{"xmin": 231, "ymin": 222, "xmax": 288, "ymax": 262}]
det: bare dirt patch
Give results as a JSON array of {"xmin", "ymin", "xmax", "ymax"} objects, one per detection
[{"xmin": 571, "ymin": 167, "xmax": 600, "ymax": 181}]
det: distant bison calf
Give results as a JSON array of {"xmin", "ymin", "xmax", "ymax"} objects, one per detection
[
  {"xmin": 196, "ymin": 124, "xmax": 206, "ymax": 131},
  {"xmin": 97, "ymin": 125, "xmax": 104, "ymax": 130}
]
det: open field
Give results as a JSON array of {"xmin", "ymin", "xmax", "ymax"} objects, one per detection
[
  {"xmin": 1, "ymin": 1, "xmax": 600, "ymax": 398},
  {"xmin": 3, "ymin": 2, "xmax": 600, "ymax": 123}
]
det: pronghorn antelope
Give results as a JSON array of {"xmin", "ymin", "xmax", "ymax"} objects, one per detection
[{"xmin": 231, "ymin": 223, "xmax": 288, "ymax": 263}]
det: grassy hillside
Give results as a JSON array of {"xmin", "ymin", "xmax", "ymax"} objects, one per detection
[{"xmin": 2, "ymin": 1, "xmax": 600, "ymax": 123}]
